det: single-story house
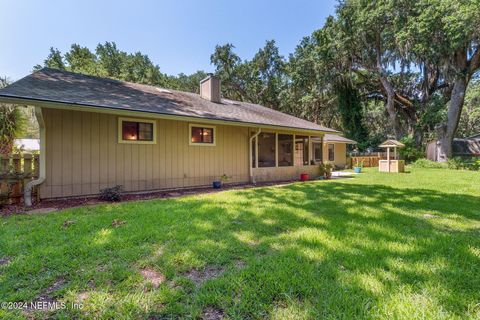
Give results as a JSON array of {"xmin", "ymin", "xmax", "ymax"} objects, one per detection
[
  {"xmin": 0, "ymin": 68, "xmax": 351, "ymax": 202},
  {"xmin": 426, "ymin": 134, "xmax": 480, "ymax": 161}
]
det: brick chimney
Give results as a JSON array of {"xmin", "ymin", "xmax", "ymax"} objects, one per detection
[{"xmin": 200, "ymin": 74, "xmax": 221, "ymax": 103}]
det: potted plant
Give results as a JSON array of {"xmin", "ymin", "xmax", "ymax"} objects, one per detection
[
  {"xmin": 353, "ymin": 159, "xmax": 364, "ymax": 173},
  {"xmin": 324, "ymin": 162, "xmax": 333, "ymax": 180},
  {"xmin": 213, "ymin": 174, "xmax": 229, "ymax": 189}
]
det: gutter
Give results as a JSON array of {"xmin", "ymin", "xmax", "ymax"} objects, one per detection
[
  {"xmin": 24, "ymin": 107, "xmax": 46, "ymax": 206},
  {"xmin": 249, "ymin": 128, "xmax": 261, "ymax": 184}
]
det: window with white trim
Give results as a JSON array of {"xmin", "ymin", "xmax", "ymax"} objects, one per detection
[
  {"xmin": 189, "ymin": 124, "xmax": 215, "ymax": 145},
  {"xmin": 328, "ymin": 144, "xmax": 335, "ymax": 161},
  {"xmin": 118, "ymin": 117, "xmax": 156, "ymax": 144}
]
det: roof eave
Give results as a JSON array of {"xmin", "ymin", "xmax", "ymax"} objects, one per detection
[{"xmin": 0, "ymin": 95, "xmax": 339, "ymax": 136}]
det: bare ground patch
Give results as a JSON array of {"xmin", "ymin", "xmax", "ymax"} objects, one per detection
[
  {"xmin": 201, "ymin": 306, "xmax": 225, "ymax": 320},
  {"xmin": 23, "ymin": 277, "xmax": 67, "ymax": 314},
  {"xmin": 0, "ymin": 257, "xmax": 11, "ymax": 266},
  {"xmin": 38, "ymin": 277, "xmax": 66, "ymax": 302},
  {"xmin": 111, "ymin": 219, "xmax": 127, "ymax": 227},
  {"xmin": 184, "ymin": 266, "xmax": 225, "ymax": 285},
  {"xmin": 140, "ymin": 268, "xmax": 166, "ymax": 288},
  {"xmin": 76, "ymin": 291, "xmax": 90, "ymax": 303},
  {"xmin": 61, "ymin": 219, "xmax": 75, "ymax": 229},
  {"xmin": 234, "ymin": 260, "xmax": 246, "ymax": 269}
]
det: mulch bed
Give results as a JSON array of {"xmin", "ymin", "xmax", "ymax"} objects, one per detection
[{"xmin": 0, "ymin": 180, "xmax": 297, "ymax": 216}]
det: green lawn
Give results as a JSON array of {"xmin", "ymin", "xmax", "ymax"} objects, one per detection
[{"xmin": 1, "ymin": 168, "xmax": 479, "ymax": 319}]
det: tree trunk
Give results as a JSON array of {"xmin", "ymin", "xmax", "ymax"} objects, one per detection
[
  {"xmin": 375, "ymin": 34, "xmax": 402, "ymax": 139},
  {"xmin": 380, "ymin": 77, "xmax": 403, "ymax": 139},
  {"xmin": 413, "ymin": 126, "xmax": 423, "ymax": 147},
  {"xmin": 437, "ymin": 76, "xmax": 467, "ymax": 161},
  {"xmin": 0, "ymin": 140, "xmax": 13, "ymax": 155},
  {"xmin": 387, "ymin": 95, "xmax": 403, "ymax": 139}
]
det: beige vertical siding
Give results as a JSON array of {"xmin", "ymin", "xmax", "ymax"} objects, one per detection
[
  {"xmin": 40, "ymin": 108, "xmax": 250, "ymax": 199},
  {"xmin": 323, "ymin": 143, "xmax": 347, "ymax": 167}
]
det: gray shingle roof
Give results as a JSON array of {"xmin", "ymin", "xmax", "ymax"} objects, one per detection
[
  {"xmin": 323, "ymin": 134, "xmax": 357, "ymax": 144},
  {"xmin": 0, "ymin": 68, "xmax": 338, "ymax": 133},
  {"xmin": 311, "ymin": 134, "xmax": 357, "ymax": 144}
]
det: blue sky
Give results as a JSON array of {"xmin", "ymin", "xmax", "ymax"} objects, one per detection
[{"xmin": 1, "ymin": 0, "xmax": 337, "ymax": 81}]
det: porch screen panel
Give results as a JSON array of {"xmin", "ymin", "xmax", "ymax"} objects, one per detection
[
  {"xmin": 295, "ymin": 135, "xmax": 309, "ymax": 165},
  {"xmin": 257, "ymin": 132, "xmax": 276, "ymax": 167},
  {"xmin": 278, "ymin": 134, "xmax": 293, "ymax": 166}
]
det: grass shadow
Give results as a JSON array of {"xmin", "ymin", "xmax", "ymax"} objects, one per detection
[{"xmin": 0, "ymin": 172, "xmax": 479, "ymax": 319}]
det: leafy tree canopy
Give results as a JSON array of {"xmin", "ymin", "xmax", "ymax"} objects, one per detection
[{"xmin": 31, "ymin": 1, "xmax": 480, "ymax": 157}]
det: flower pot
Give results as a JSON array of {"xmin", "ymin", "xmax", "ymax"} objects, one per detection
[
  {"xmin": 300, "ymin": 173, "xmax": 309, "ymax": 181},
  {"xmin": 354, "ymin": 167, "xmax": 362, "ymax": 173},
  {"xmin": 212, "ymin": 181, "xmax": 222, "ymax": 189}
]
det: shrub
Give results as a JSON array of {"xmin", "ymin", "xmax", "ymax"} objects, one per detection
[
  {"xmin": 318, "ymin": 164, "xmax": 326, "ymax": 177},
  {"xmin": 220, "ymin": 174, "xmax": 230, "ymax": 183},
  {"xmin": 0, "ymin": 105, "xmax": 27, "ymax": 154},
  {"xmin": 318, "ymin": 162, "xmax": 334, "ymax": 179},
  {"xmin": 399, "ymin": 136, "xmax": 424, "ymax": 163},
  {"xmin": 411, "ymin": 157, "xmax": 480, "ymax": 171},
  {"xmin": 99, "ymin": 185, "xmax": 123, "ymax": 202},
  {"xmin": 411, "ymin": 159, "xmax": 447, "ymax": 169},
  {"xmin": 446, "ymin": 157, "xmax": 463, "ymax": 170},
  {"xmin": 447, "ymin": 157, "xmax": 480, "ymax": 171},
  {"xmin": 324, "ymin": 162, "xmax": 333, "ymax": 179},
  {"xmin": 473, "ymin": 159, "xmax": 480, "ymax": 170}
]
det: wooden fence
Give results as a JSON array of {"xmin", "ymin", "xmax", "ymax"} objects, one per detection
[
  {"xmin": 348, "ymin": 156, "xmax": 380, "ymax": 168},
  {"xmin": 0, "ymin": 154, "xmax": 39, "ymax": 205}
]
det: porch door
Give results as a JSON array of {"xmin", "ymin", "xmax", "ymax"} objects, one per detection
[
  {"xmin": 295, "ymin": 136, "xmax": 309, "ymax": 165},
  {"xmin": 295, "ymin": 141, "xmax": 304, "ymax": 165}
]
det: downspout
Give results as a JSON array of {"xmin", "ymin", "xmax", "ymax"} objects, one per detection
[
  {"xmin": 249, "ymin": 128, "xmax": 261, "ymax": 184},
  {"xmin": 25, "ymin": 107, "xmax": 46, "ymax": 206}
]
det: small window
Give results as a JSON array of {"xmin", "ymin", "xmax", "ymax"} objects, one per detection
[
  {"xmin": 190, "ymin": 124, "xmax": 215, "ymax": 145},
  {"xmin": 118, "ymin": 118, "xmax": 156, "ymax": 144},
  {"xmin": 328, "ymin": 144, "xmax": 335, "ymax": 161},
  {"xmin": 314, "ymin": 143, "xmax": 322, "ymax": 162}
]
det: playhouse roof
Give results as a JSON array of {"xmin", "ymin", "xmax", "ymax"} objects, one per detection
[{"xmin": 379, "ymin": 139, "xmax": 405, "ymax": 148}]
